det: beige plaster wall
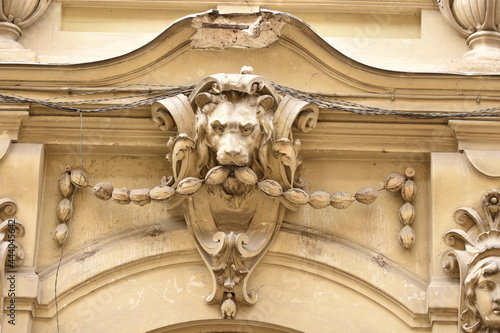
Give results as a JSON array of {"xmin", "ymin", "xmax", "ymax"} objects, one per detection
[
  {"xmin": 15, "ymin": 3, "xmax": 478, "ymax": 72},
  {"xmin": 288, "ymin": 154, "xmax": 429, "ymax": 280},
  {"xmin": 23, "ymin": 147, "xmax": 433, "ymax": 332},
  {"xmin": 36, "ymin": 152, "xmax": 179, "ymax": 271},
  {"xmin": 3, "ymin": 3, "xmax": 500, "ymax": 332},
  {"xmin": 430, "ymin": 151, "xmax": 500, "ymax": 278},
  {"xmin": 32, "ymin": 261, "xmax": 427, "ymax": 332}
]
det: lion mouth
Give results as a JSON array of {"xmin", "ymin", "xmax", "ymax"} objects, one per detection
[
  {"xmin": 217, "ymin": 155, "xmax": 248, "ymax": 167},
  {"xmin": 229, "ymin": 161, "xmax": 245, "ymax": 166}
]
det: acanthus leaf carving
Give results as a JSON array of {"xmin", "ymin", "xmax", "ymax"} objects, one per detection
[
  {"xmin": 155, "ymin": 69, "xmax": 312, "ymax": 314},
  {"xmin": 170, "ymin": 134, "xmax": 196, "ymax": 186},
  {"xmin": 93, "ymin": 66, "xmax": 420, "ymax": 318},
  {"xmin": 443, "ymin": 189, "xmax": 500, "ymax": 332}
]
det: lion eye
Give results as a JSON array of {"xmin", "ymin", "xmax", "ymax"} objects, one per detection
[
  {"xmin": 211, "ymin": 122, "xmax": 225, "ymax": 134},
  {"xmin": 240, "ymin": 125, "xmax": 253, "ymax": 136}
]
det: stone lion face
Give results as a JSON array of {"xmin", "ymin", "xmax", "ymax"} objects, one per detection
[
  {"xmin": 206, "ymin": 99, "xmax": 262, "ymax": 166},
  {"xmin": 195, "ymin": 91, "xmax": 274, "ymax": 176}
]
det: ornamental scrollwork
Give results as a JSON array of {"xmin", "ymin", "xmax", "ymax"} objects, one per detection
[
  {"xmin": 443, "ymin": 190, "xmax": 500, "ymax": 333},
  {"xmin": 0, "ymin": 198, "xmax": 25, "ymax": 328},
  {"xmin": 150, "ymin": 66, "xmax": 319, "ymax": 314},
  {"xmin": 92, "ymin": 67, "xmax": 419, "ymax": 318}
]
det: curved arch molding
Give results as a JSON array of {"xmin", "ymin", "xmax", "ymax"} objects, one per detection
[
  {"xmin": 147, "ymin": 319, "xmax": 304, "ymax": 333},
  {"xmin": 0, "ymin": 10, "xmax": 498, "ymax": 99},
  {"xmin": 33, "ymin": 221, "xmax": 430, "ymax": 332}
]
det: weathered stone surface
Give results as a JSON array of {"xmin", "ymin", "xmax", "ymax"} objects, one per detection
[
  {"xmin": 190, "ymin": 11, "xmax": 288, "ymax": 50},
  {"xmin": 4, "ymin": 5, "xmax": 500, "ymax": 333}
]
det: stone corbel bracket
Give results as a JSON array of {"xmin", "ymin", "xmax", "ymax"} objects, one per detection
[
  {"xmin": 0, "ymin": 199, "xmax": 25, "ymax": 330},
  {"xmin": 93, "ymin": 67, "xmax": 420, "ymax": 318},
  {"xmin": 442, "ymin": 190, "xmax": 500, "ymax": 332},
  {"xmin": 150, "ymin": 67, "xmax": 319, "ymax": 316}
]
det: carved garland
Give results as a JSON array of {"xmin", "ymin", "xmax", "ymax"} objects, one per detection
[
  {"xmin": 91, "ymin": 67, "xmax": 419, "ymax": 318},
  {"xmin": 53, "ymin": 166, "xmax": 89, "ymax": 245}
]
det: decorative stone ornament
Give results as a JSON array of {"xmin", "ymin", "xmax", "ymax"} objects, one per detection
[
  {"xmin": 94, "ymin": 67, "xmax": 420, "ymax": 318},
  {"xmin": 54, "ymin": 166, "xmax": 89, "ymax": 245},
  {"xmin": 438, "ymin": 0, "xmax": 500, "ymax": 60},
  {"xmin": 0, "ymin": 198, "xmax": 25, "ymax": 329},
  {"xmin": 385, "ymin": 168, "xmax": 418, "ymax": 249},
  {"xmin": 442, "ymin": 189, "xmax": 500, "ymax": 332},
  {"xmin": 0, "ymin": 0, "xmax": 51, "ymax": 49},
  {"xmin": 151, "ymin": 66, "xmax": 319, "ymax": 312}
]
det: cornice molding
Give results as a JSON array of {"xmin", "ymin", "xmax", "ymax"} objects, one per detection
[
  {"xmin": 19, "ymin": 115, "xmax": 171, "ymax": 154},
  {"xmin": 0, "ymin": 107, "xmax": 30, "ymax": 141},
  {"xmin": 149, "ymin": 320, "xmax": 303, "ymax": 333},
  {"xmin": 297, "ymin": 122, "xmax": 457, "ymax": 154},
  {"xmin": 18, "ymin": 99, "xmax": 500, "ymax": 156},
  {"xmin": 0, "ymin": 10, "xmax": 498, "ymax": 99},
  {"xmin": 449, "ymin": 120, "xmax": 500, "ymax": 151},
  {"xmin": 56, "ymin": 0, "xmax": 438, "ymax": 12},
  {"xmin": 18, "ymin": 113, "xmax": 460, "ymax": 154}
]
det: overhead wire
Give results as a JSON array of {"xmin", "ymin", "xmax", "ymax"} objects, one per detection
[
  {"xmin": 1, "ymin": 82, "xmax": 500, "ymax": 119},
  {"xmin": 8, "ymin": 81, "xmax": 497, "ymax": 331}
]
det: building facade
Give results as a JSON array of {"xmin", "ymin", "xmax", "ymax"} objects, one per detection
[{"xmin": 2, "ymin": 1, "xmax": 500, "ymax": 332}]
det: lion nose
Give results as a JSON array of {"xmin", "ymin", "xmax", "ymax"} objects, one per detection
[
  {"xmin": 226, "ymin": 149, "xmax": 241, "ymax": 158},
  {"xmin": 221, "ymin": 149, "xmax": 241, "ymax": 162},
  {"xmin": 218, "ymin": 149, "xmax": 247, "ymax": 166}
]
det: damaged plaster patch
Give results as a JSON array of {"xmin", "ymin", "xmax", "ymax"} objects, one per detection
[
  {"xmin": 372, "ymin": 254, "xmax": 387, "ymax": 268},
  {"xmin": 191, "ymin": 11, "xmax": 289, "ymax": 49},
  {"xmin": 76, "ymin": 249, "xmax": 99, "ymax": 262}
]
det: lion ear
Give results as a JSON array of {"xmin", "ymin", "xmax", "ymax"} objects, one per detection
[
  {"xmin": 258, "ymin": 95, "xmax": 274, "ymax": 113},
  {"xmin": 195, "ymin": 92, "xmax": 216, "ymax": 111}
]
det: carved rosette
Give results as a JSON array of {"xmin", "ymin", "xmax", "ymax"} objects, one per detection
[
  {"xmin": 0, "ymin": 0, "xmax": 51, "ymax": 49},
  {"xmin": 442, "ymin": 190, "xmax": 500, "ymax": 332},
  {"xmin": 151, "ymin": 67, "xmax": 318, "ymax": 316},
  {"xmin": 438, "ymin": 0, "xmax": 500, "ymax": 60}
]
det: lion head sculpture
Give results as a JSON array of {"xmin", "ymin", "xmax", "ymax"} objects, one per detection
[
  {"xmin": 149, "ymin": 69, "xmax": 320, "ymax": 317},
  {"xmin": 194, "ymin": 90, "xmax": 275, "ymax": 180},
  {"xmin": 151, "ymin": 68, "xmax": 318, "ymax": 191}
]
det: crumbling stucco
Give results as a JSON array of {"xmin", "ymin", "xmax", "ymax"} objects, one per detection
[{"xmin": 191, "ymin": 11, "xmax": 288, "ymax": 49}]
